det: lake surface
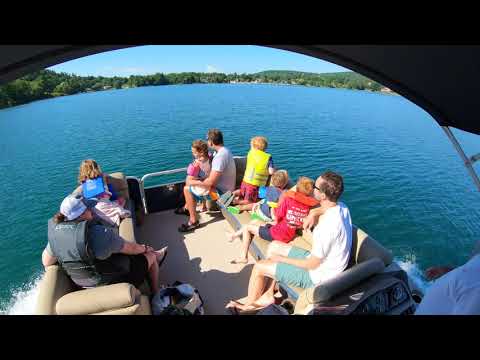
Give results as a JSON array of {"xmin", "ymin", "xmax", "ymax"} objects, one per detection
[{"xmin": 0, "ymin": 83, "xmax": 479, "ymax": 314}]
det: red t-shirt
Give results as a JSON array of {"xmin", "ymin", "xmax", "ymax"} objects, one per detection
[{"xmin": 269, "ymin": 196, "xmax": 312, "ymax": 243}]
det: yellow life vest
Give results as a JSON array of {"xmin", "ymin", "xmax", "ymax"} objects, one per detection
[{"xmin": 243, "ymin": 148, "xmax": 271, "ymax": 187}]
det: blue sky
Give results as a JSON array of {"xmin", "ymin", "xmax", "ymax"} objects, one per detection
[{"xmin": 49, "ymin": 45, "xmax": 349, "ymax": 77}]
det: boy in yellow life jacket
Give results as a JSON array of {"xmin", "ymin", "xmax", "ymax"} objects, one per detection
[{"xmin": 232, "ymin": 136, "xmax": 275, "ymax": 206}]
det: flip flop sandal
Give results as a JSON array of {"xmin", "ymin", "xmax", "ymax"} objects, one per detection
[
  {"xmin": 227, "ymin": 307, "xmax": 240, "ymax": 315},
  {"xmin": 178, "ymin": 221, "xmax": 200, "ymax": 233},
  {"xmin": 174, "ymin": 207, "xmax": 190, "ymax": 216},
  {"xmin": 227, "ymin": 300, "xmax": 264, "ymax": 315},
  {"xmin": 156, "ymin": 247, "xmax": 168, "ymax": 268}
]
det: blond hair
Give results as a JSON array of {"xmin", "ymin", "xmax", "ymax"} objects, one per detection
[
  {"xmin": 78, "ymin": 159, "xmax": 103, "ymax": 184},
  {"xmin": 270, "ymin": 170, "xmax": 289, "ymax": 189},
  {"xmin": 251, "ymin": 136, "xmax": 268, "ymax": 151},
  {"xmin": 191, "ymin": 139, "xmax": 209, "ymax": 158},
  {"xmin": 296, "ymin": 176, "xmax": 314, "ymax": 196}
]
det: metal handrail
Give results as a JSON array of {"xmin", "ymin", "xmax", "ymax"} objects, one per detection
[
  {"xmin": 442, "ymin": 126, "xmax": 480, "ymax": 191},
  {"xmin": 137, "ymin": 167, "xmax": 187, "ymax": 215},
  {"xmin": 141, "ymin": 167, "xmax": 187, "ymax": 183},
  {"xmin": 137, "ymin": 156, "xmax": 245, "ymax": 215}
]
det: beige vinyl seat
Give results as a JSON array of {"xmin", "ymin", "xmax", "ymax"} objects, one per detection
[
  {"xmin": 227, "ymin": 158, "xmax": 393, "ymax": 315},
  {"xmin": 235, "ymin": 211, "xmax": 393, "ymax": 314},
  {"xmin": 35, "ymin": 172, "xmax": 152, "ymax": 315}
]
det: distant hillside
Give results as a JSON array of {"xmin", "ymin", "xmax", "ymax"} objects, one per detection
[
  {"xmin": 0, "ymin": 69, "xmax": 389, "ymax": 110},
  {"xmin": 254, "ymin": 70, "xmax": 383, "ymax": 91}
]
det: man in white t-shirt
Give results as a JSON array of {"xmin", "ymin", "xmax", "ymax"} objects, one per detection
[
  {"xmin": 415, "ymin": 241, "xmax": 480, "ymax": 315},
  {"xmin": 178, "ymin": 128, "xmax": 236, "ymax": 232},
  {"xmin": 226, "ymin": 171, "xmax": 352, "ymax": 312}
]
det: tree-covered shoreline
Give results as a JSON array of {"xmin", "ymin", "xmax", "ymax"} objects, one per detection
[{"xmin": 0, "ymin": 69, "xmax": 392, "ymax": 110}]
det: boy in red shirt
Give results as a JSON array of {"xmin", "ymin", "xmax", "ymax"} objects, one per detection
[{"xmin": 228, "ymin": 176, "xmax": 317, "ymax": 264}]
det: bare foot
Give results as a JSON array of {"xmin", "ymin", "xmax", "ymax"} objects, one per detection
[
  {"xmin": 226, "ymin": 232, "xmax": 240, "ymax": 243},
  {"xmin": 225, "ymin": 300, "xmax": 265, "ymax": 311},
  {"xmin": 255, "ymin": 292, "xmax": 276, "ymax": 307},
  {"xmin": 230, "ymin": 258, "xmax": 248, "ymax": 265}
]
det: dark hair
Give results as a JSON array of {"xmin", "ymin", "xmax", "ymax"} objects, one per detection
[
  {"xmin": 53, "ymin": 212, "xmax": 66, "ymax": 224},
  {"xmin": 318, "ymin": 171, "xmax": 344, "ymax": 202},
  {"xmin": 207, "ymin": 129, "xmax": 224, "ymax": 146}
]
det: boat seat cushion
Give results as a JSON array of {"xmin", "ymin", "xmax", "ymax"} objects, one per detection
[
  {"xmin": 307, "ymin": 257, "xmax": 385, "ymax": 303},
  {"xmin": 350, "ymin": 226, "xmax": 393, "ymax": 267},
  {"xmin": 56, "ymin": 283, "xmax": 140, "ymax": 315},
  {"xmin": 119, "ymin": 217, "xmax": 136, "ymax": 243}
]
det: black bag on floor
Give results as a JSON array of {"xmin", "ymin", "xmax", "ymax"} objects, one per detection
[{"xmin": 152, "ymin": 281, "xmax": 205, "ymax": 315}]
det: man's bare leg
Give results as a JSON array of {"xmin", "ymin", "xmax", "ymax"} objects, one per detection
[
  {"xmin": 144, "ymin": 252, "xmax": 160, "ymax": 294},
  {"xmin": 227, "ymin": 260, "xmax": 277, "ymax": 310},
  {"xmin": 183, "ymin": 186, "xmax": 198, "ymax": 225}
]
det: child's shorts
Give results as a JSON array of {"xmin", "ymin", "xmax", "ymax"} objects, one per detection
[
  {"xmin": 189, "ymin": 186, "xmax": 211, "ymax": 202},
  {"xmin": 240, "ymin": 181, "xmax": 259, "ymax": 203},
  {"xmin": 258, "ymin": 223, "xmax": 274, "ymax": 241}
]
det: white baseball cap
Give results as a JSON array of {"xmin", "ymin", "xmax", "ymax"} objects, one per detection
[{"xmin": 60, "ymin": 195, "xmax": 88, "ymax": 221}]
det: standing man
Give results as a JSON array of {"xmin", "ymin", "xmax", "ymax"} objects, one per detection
[
  {"xmin": 178, "ymin": 128, "xmax": 236, "ymax": 232},
  {"xmin": 226, "ymin": 171, "xmax": 352, "ymax": 312}
]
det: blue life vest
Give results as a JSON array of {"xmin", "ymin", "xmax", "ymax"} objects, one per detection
[{"xmin": 82, "ymin": 177, "xmax": 107, "ymax": 199}]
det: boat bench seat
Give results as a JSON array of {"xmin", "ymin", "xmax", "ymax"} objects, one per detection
[
  {"xmin": 35, "ymin": 172, "xmax": 151, "ymax": 315},
  {"xmin": 231, "ymin": 210, "xmax": 393, "ymax": 315}
]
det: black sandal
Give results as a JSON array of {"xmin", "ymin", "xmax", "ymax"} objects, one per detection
[
  {"xmin": 178, "ymin": 221, "xmax": 200, "ymax": 233},
  {"xmin": 174, "ymin": 207, "xmax": 190, "ymax": 216}
]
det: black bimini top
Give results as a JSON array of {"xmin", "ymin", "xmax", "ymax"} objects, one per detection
[{"xmin": 0, "ymin": 45, "xmax": 479, "ymax": 135}]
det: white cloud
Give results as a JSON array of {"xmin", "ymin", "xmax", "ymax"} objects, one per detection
[{"xmin": 206, "ymin": 64, "xmax": 222, "ymax": 73}]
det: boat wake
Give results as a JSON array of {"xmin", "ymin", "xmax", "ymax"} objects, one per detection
[
  {"xmin": 1, "ymin": 274, "xmax": 43, "ymax": 315},
  {"xmin": 395, "ymin": 257, "xmax": 431, "ymax": 293}
]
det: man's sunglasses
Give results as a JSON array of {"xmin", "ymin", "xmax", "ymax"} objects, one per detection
[{"xmin": 313, "ymin": 184, "xmax": 321, "ymax": 192}]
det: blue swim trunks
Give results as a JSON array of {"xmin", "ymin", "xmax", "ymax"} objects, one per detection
[{"xmin": 275, "ymin": 247, "xmax": 315, "ymax": 289}]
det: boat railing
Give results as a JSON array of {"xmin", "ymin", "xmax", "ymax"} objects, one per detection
[{"xmin": 127, "ymin": 156, "xmax": 245, "ymax": 215}]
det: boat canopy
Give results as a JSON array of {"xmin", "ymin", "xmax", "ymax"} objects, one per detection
[{"xmin": 1, "ymin": 45, "xmax": 479, "ymax": 136}]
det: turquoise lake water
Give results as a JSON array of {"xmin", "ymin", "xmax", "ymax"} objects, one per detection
[{"xmin": 0, "ymin": 83, "xmax": 479, "ymax": 314}]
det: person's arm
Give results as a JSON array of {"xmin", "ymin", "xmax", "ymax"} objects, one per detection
[
  {"xmin": 425, "ymin": 266, "xmax": 455, "ymax": 280},
  {"xmin": 185, "ymin": 175, "xmax": 196, "ymax": 186},
  {"xmin": 188, "ymin": 170, "xmax": 222, "ymax": 189},
  {"xmin": 269, "ymin": 253, "xmax": 323, "ymax": 270},
  {"xmin": 42, "ymin": 246, "xmax": 57, "ymax": 267},
  {"xmin": 268, "ymin": 157, "xmax": 275, "ymax": 175},
  {"xmin": 302, "ymin": 207, "xmax": 324, "ymax": 230}
]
